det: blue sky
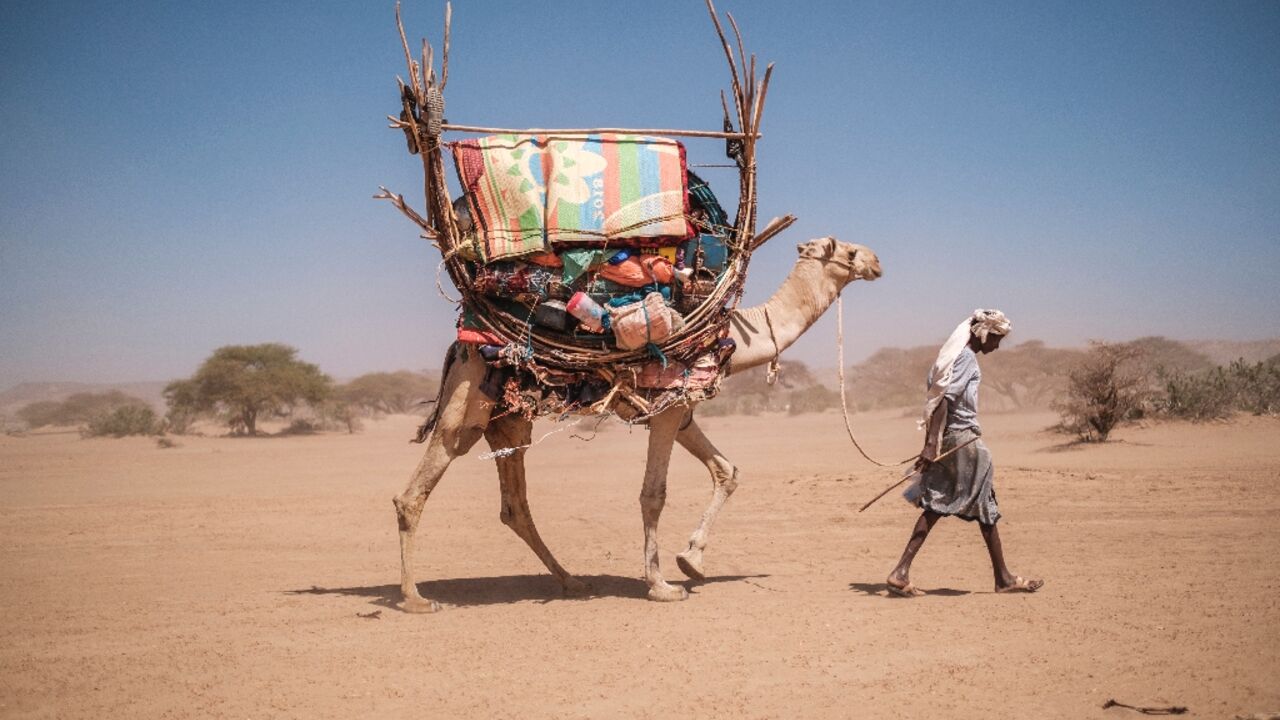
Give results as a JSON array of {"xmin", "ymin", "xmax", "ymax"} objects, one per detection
[{"xmin": 2, "ymin": 1, "xmax": 1277, "ymax": 384}]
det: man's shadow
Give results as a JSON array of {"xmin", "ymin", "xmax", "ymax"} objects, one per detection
[
  {"xmin": 848, "ymin": 582, "xmax": 970, "ymax": 598},
  {"xmin": 289, "ymin": 572, "xmax": 769, "ymax": 611}
]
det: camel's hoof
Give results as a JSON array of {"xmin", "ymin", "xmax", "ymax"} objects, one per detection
[
  {"xmin": 561, "ymin": 577, "xmax": 593, "ymax": 597},
  {"xmin": 401, "ymin": 596, "xmax": 442, "ymax": 614},
  {"xmin": 676, "ymin": 551, "xmax": 705, "ymax": 581},
  {"xmin": 647, "ymin": 583, "xmax": 689, "ymax": 602}
]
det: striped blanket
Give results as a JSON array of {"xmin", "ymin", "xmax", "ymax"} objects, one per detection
[{"xmin": 453, "ymin": 134, "xmax": 694, "ymax": 261}]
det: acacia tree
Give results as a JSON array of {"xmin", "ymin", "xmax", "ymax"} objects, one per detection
[
  {"xmin": 338, "ymin": 371, "xmax": 438, "ymax": 415},
  {"xmin": 166, "ymin": 344, "xmax": 331, "ymax": 435},
  {"xmin": 1053, "ymin": 341, "xmax": 1149, "ymax": 442}
]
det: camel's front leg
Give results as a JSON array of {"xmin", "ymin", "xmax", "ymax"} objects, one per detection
[
  {"xmin": 393, "ymin": 346, "xmax": 490, "ymax": 613},
  {"xmin": 485, "ymin": 415, "xmax": 589, "ymax": 596},
  {"xmin": 639, "ymin": 405, "xmax": 689, "ymax": 601},
  {"xmin": 674, "ymin": 418, "xmax": 739, "ymax": 581}
]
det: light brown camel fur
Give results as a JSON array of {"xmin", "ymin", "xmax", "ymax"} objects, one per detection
[{"xmin": 393, "ymin": 236, "xmax": 882, "ymax": 612}]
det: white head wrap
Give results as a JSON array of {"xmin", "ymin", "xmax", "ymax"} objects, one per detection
[{"xmin": 919, "ymin": 309, "xmax": 1011, "ymax": 430}]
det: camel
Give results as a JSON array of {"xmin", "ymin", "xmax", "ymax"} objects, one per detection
[{"xmin": 393, "ymin": 236, "xmax": 882, "ymax": 612}]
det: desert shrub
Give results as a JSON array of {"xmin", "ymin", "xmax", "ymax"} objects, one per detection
[
  {"xmin": 1229, "ymin": 359, "xmax": 1280, "ymax": 416},
  {"xmin": 319, "ymin": 400, "xmax": 363, "ymax": 434},
  {"xmin": 1160, "ymin": 366, "xmax": 1236, "ymax": 420},
  {"xmin": 83, "ymin": 404, "xmax": 160, "ymax": 438},
  {"xmin": 1160, "ymin": 359, "xmax": 1280, "ymax": 420},
  {"xmin": 280, "ymin": 418, "xmax": 320, "ymax": 435},
  {"xmin": 16, "ymin": 401, "xmax": 64, "ymax": 428},
  {"xmin": 787, "ymin": 385, "xmax": 840, "ymax": 415},
  {"xmin": 697, "ymin": 396, "xmax": 734, "ymax": 416},
  {"xmin": 17, "ymin": 391, "xmax": 147, "ymax": 429},
  {"xmin": 1053, "ymin": 341, "xmax": 1150, "ymax": 442},
  {"xmin": 161, "ymin": 379, "xmax": 200, "ymax": 435},
  {"xmin": 156, "ymin": 437, "xmax": 180, "ymax": 449}
]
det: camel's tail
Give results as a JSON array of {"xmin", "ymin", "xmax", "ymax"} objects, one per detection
[{"xmin": 411, "ymin": 342, "xmax": 459, "ymax": 444}]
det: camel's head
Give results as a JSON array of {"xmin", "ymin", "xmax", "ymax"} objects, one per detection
[{"xmin": 796, "ymin": 237, "xmax": 882, "ymax": 285}]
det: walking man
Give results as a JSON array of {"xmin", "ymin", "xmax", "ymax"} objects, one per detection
[{"xmin": 886, "ymin": 309, "xmax": 1043, "ymax": 597}]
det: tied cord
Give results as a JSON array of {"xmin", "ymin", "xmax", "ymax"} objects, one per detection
[
  {"xmin": 477, "ymin": 417, "xmax": 586, "ymax": 461},
  {"xmin": 763, "ymin": 306, "xmax": 780, "ymax": 385},
  {"xmin": 641, "ymin": 298, "xmax": 668, "ymax": 368},
  {"xmin": 836, "ymin": 293, "xmax": 919, "ymax": 468}
]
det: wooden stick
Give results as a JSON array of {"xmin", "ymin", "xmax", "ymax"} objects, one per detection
[
  {"xmin": 857, "ymin": 436, "xmax": 981, "ymax": 513},
  {"xmin": 427, "ymin": 37, "xmax": 437, "ymax": 94},
  {"xmin": 705, "ymin": 0, "xmax": 744, "ymax": 124},
  {"xmin": 438, "ymin": 123, "xmax": 759, "ymax": 140},
  {"xmin": 441, "ymin": 2, "xmax": 451, "ymax": 90},
  {"xmin": 374, "ymin": 187, "xmax": 436, "ymax": 237},
  {"xmin": 747, "ymin": 214, "xmax": 796, "ymax": 252},
  {"xmin": 394, "ymin": 2, "xmax": 420, "ymax": 98},
  {"xmin": 728, "ymin": 13, "xmax": 751, "ymax": 112}
]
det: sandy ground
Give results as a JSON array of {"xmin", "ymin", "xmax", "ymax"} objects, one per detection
[{"xmin": 1, "ymin": 408, "xmax": 1278, "ymax": 719}]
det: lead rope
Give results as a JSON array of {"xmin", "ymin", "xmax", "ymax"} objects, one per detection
[
  {"xmin": 836, "ymin": 293, "xmax": 919, "ymax": 468},
  {"xmin": 764, "ymin": 306, "xmax": 780, "ymax": 385}
]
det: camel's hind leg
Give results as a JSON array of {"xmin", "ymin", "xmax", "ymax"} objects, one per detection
[
  {"xmin": 393, "ymin": 345, "xmax": 491, "ymax": 613},
  {"xmin": 639, "ymin": 405, "xmax": 689, "ymax": 601},
  {"xmin": 674, "ymin": 418, "xmax": 739, "ymax": 581},
  {"xmin": 485, "ymin": 414, "xmax": 589, "ymax": 596}
]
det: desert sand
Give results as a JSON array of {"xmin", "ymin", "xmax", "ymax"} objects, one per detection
[{"xmin": 1, "ymin": 408, "xmax": 1278, "ymax": 718}]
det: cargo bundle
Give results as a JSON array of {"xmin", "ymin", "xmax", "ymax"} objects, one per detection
[{"xmin": 380, "ymin": 1, "xmax": 795, "ymax": 421}]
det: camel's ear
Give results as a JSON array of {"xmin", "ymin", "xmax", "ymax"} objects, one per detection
[
  {"xmin": 796, "ymin": 242, "xmax": 806, "ymax": 255},
  {"xmin": 824, "ymin": 237, "xmax": 837, "ymax": 256}
]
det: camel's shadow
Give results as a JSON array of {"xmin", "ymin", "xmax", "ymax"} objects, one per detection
[{"xmin": 288, "ymin": 572, "xmax": 768, "ymax": 611}]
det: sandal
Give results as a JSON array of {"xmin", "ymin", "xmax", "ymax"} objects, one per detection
[{"xmin": 996, "ymin": 576, "xmax": 1043, "ymax": 593}]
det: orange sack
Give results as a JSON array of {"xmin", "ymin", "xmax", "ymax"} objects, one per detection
[
  {"xmin": 597, "ymin": 255, "xmax": 675, "ymax": 287},
  {"xmin": 524, "ymin": 251, "xmax": 564, "ymax": 268}
]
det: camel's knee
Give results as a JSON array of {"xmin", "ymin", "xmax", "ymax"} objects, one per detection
[
  {"xmin": 639, "ymin": 489, "xmax": 666, "ymax": 517},
  {"xmin": 712, "ymin": 463, "xmax": 739, "ymax": 495},
  {"xmin": 393, "ymin": 494, "xmax": 425, "ymax": 532},
  {"xmin": 499, "ymin": 500, "xmax": 517, "ymax": 529}
]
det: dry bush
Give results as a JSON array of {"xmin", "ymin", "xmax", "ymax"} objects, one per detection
[
  {"xmin": 18, "ymin": 391, "xmax": 147, "ymax": 429},
  {"xmin": 82, "ymin": 404, "xmax": 160, "ymax": 438},
  {"xmin": 1053, "ymin": 341, "xmax": 1151, "ymax": 442},
  {"xmin": 787, "ymin": 385, "xmax": 841, "ymax": 415},
  {"xmin": 1160, "ymin": 357, "xmax": 1280, "ymax": 420}
]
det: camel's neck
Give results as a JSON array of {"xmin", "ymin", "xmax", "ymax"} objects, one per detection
[{"xmin": 725, "ymin": 259, "xmax": 843, "ymax": 374}]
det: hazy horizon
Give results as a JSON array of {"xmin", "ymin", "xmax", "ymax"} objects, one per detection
[{"xmin": 3, "ymin": 1, "xmax": 1278, "ymax": 386}]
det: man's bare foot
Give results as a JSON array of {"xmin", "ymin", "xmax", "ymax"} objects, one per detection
[
  {"xmin": 996, "ymin": 576, "xmax": 1043, "ymax": 593},
  {"xmin": 886, "ymin": 573, "xmax": 925, "ymax": 597}
]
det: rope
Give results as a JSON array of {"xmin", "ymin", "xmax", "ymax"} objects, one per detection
[
  {"xmin": 434, "ymin": 257, "xmax": 460, "ymax": 304},
  {"xmin": 476, "ymin": 417, "xmax": 585, "ymax": 461},
  {"xmin": 856, "ymin": 435, "xmax": 981, "ymax": 513},
  {"xmin": 763, "ymin": 306, "xmax": 780, "ymax": 385},
  {"xmin": 836, "ymin": 294, "xmax": 919, "ymax": 468}
]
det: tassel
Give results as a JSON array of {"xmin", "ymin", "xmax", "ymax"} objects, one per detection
[{"xmin": 647, "ymin": 342, "xmax": 669, "ymax": 368}]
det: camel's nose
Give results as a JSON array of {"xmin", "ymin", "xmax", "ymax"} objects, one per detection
[{"xmin": 867, "ymin": 257, "xmax": 883, "ymax": 279}]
